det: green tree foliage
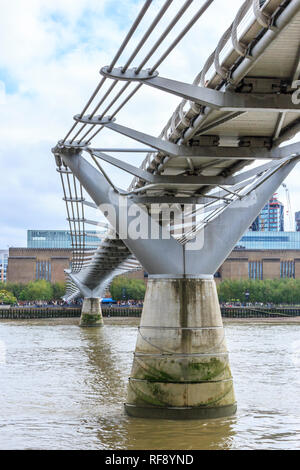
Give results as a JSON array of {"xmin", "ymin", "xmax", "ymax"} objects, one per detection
[
  {"xmin": 0, "ymin": 280, "xmax": 66, "ymax": 301},
  {"xmin": 217, "ymin": 279, "xmax": 300, "ymax": 305},
  {"xmin": 0, "ymin": 289, "xmax": 17, "ymax": 305},
  {"xmin": 110, "ymin": 276, "xmax": 146, "ymax": 301},
  {"xmin": 52, "ymin": 282, "xmax": 66, "ymax": 300},
  {"xmin": 19, "ymin": 280, "xmax": 53, "ymax": 301},
  {"xmin": 0, "ymin": 282, "xmax": 24, "ymax": 299}
]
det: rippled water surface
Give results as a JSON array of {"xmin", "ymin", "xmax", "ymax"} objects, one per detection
[{"xmin": 0, "ymin": 318, "xmax": 299, "ymax": 450}]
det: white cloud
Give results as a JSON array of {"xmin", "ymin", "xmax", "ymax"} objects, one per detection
[{"xmin": 0, "ymin": 81, "xmax": 5, "ymax": 104}]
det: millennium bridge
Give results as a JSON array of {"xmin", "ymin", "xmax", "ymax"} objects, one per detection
[{"xmin": 52, "ymin": 0, "xmax": 300, "ymax": 419}]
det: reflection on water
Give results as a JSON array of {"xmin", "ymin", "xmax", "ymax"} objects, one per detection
[{"xmin": 0, "ymin": 319, "xmax": 299, "ymax": 450}]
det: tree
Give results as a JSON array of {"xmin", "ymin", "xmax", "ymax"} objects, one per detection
[
  {"xmin": 52, "ymin": 282, "xmax": 66, "ymax": 300},
  {"xmin": 217, "ymin": 278, "xmax": 300, "ymax": 305},
  {"xmin": 0, "ymin": 282, "xmax": 24, "ymax": 299},
  {"xmin": 0, "ymin": 289, "xmax": 17, "ymax": 305},
  {"xmin": 19, "ymin": 280, "xmax": 53, "ymax": 301},
  {"xmin": 0, "ymin": 281, "xmax": 67, "ymax": 302},
  {"xmin": 110, "ymin": 276, "xmax": 146, "ymax": 301}
]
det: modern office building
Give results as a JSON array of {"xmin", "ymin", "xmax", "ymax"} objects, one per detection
[
  {"xmin": 251, "ymin": 195, "xmax": 284, "ymax": 232},
  {"xmin": 236, "ymin": 231, "xmax": 300, "ymax": 250},
  {"xmin": 295, "ymin": 211, "xmax": 300, "ymax": 232},
  {"xmin": 0, "ymin": 250, "xmax": 8, "ymax": 283},
  {"xmin": 27, "ymin": 230, "xmax": 103, "ymax": 249}
]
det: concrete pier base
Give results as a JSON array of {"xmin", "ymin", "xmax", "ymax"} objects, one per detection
[
  {"xmin": 125, "ymin": 276, "xmax": 236, "ymax": 419},
  {"xmin": 79, "ymin": 297, "xmax": 104, "ymax": 327}
]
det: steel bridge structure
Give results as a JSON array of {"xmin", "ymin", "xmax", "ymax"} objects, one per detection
[{"xmin": 52, "ymin": 0, "xmax": 300, "ymax": 419}]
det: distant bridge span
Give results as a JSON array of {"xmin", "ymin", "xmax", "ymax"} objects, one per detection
[{"xmin": 53, "ymin": 0, "xmax": 300, "ymax": 419}]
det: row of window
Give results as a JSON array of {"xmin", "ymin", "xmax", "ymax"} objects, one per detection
[
  {"xmin": 248, "ymin": 261, "xmax": 295, "ymax": 280},
  {"xmin": 36, "ymin": 261, "xmax": 51, "ymax": 281}
]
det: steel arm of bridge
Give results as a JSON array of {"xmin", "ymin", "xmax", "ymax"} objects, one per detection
[
  {"xmin": 185, "ymin": 156, "xmax": 300, "ymax": 274},
  {"xmin": 65, "ymin": 256, "xmax": 130, "ymax": 299},
  {"xmin": 66, "ymin": 271, "xmax": 95, "ymax": 297},
  {"xmin": 54, "ymin": 148, "xmax": 184, "ymax": 274},
  {"xmin": 101, "ymin": 67, "xmax": 300, "ymax": 113},
  {"xmin": 89, "ymin": 148, "xmax": 299, "ymax": 186},
  {"xmin": 88, "ymin": 150, "xmax": 236, "ymax": 185},
  {"xmin": 54, "ymin": 146, "xmax": 299, "ymax": 276},
  {"xmin": 74, "ymin": 117, "xmax": 300, "ymax": 160}
]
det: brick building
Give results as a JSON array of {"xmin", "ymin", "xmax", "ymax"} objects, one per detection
[
  {"xmin": 6, "ymin": 245, "xmax": 300, "ymax": 285},
  {"xmin": 124, "ymin": 248, "xmax": 300, "ymax": 283},
  {"xmin": 7, "ymin": 248, "xmax": 72, "ymax": 284},
  {"xmin": 217, "ymin": 249, "xmax": 300, "ymax": 281}
]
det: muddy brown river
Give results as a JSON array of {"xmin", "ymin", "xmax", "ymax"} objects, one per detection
[{"xmin": 0, "ymin": 318, "xmax": 299, "ymax": 450}]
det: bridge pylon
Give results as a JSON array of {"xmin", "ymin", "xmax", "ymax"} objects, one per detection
[
  {"xmin": 67, "ymin": 271, "xmax": 104, "ymax": 327},
  {"xmin": 54, "ymin": 144, "xmax": 299, "ymax": 419}
]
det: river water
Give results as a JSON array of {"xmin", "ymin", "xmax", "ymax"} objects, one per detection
[{"xmin": 0, "ymin": 318, "xmax": 299, "ymax": 450}]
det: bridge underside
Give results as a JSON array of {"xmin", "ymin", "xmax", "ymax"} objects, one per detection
[{"xmin": 53, "ymin": 0, "xmax": 300, "ymax": 418}]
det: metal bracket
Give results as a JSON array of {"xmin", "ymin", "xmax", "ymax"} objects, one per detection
[
  {"xmin": 89, "ymin": 150, "xmax": 236, "ymax": 185},
  {"xmin": 101, "ymin": 65, "xmax": 159, "ymax": 81},
  {"xmin": 99, "ymin": 67, "xmax": 300, "ymax": 113},
  {"xmin": 85, "ymin": 121, "xmax": 299, "ymax": 160},
  {"xmin": 57, "ymin": 140, "xmax": 89, "ymax": 149},
  {"xmin": 74, "ymin": 115, "xmax": 116, "ymax": 125}
]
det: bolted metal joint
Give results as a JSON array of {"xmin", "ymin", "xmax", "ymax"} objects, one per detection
[
  {"xmin": 100, "ymin": 65, "xmax": 159, "ymax": 81},
  {"xmin": 55, "ymin": 140, "xmax": 89, "ymax": 154},
  {"xmin": 73, "ymin": 114, "xmax": 116, "ymax": 125}
]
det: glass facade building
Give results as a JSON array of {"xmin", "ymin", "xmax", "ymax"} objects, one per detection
[
  {"xmin": 27, "ymin": 230, "xmax": 102, "ymax": 249},
  {"xmin": 236, "ymin": 231, "xmax": 300, "ymax": 250},
  {"xmin": 295, "ymin": 211, "xmax": 300, "ymax": 232},
  {"xmin": 251, "ymin": 195, "xmax": 284, "ymax": 232},
  {"xmin": 0, "ymin": 250, "xmax": 8, "ymax": 283}
]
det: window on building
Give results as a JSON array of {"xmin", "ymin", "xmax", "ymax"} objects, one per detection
[
  {"xmin": 36, "ymin": 261, "xmax": 51, "ymax": 281},
  {"xmin": 248, "ymin": 261, "xmax": 263, "ymax": 280},
  {"xmin": 280, "ymin": 261, "xmax": 295, "ymax": 279}
]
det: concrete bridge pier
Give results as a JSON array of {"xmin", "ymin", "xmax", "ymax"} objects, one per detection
[
  {"xmin": 79, "ymin": 297, "xmax": 104, "ymax": 327},
  {"xmin": 125, "ymin": 275, "xmax": 236, "ymax": 420}
]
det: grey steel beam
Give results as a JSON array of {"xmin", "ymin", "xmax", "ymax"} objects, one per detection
[
  {"xmin": 92, "ymin": 148, "xmax": 157, "ymax": 153},
  {"xmin": 185, "ymin": 157, "xmax": 300, "ymax": 275},
  {"xmin": 91, "ymin": 150, "xmax": 153, "ymax": 181},
  {"xmin": 128, "ymin": 196, "xmax": 228, "ymax": 204},
  {"xmin": 57, "ymin": 149, "xmax": 299, "ymax": 277},
  {"xmin": 67, "ymin": 217, "xmax": 108, "ymax": 228},
  {"xmin": 101, "ymin": 67, "xmax": 300, "ymax": 113},
  {"xmin": 55, "ymin": 149, "xmax": 184, "ymax": 275},
  {"xmin": 90, "ymin": 150, "xmax": 236, "ymax": 185},
  {"xmin": 78, "ymin": 120, "xmax": 300, "ymax": 160},
  {"xmin": 230, "ymin": 155, "xmax": 298, "ymax": 185},
  {"xmin": 83, "ymin": 200, "xmax": 98, "ymax": 209},
  {"xmin": 176, "ymin": 0, "xmax": 300, "ymax": 144},
  {"xmin": 275, "ymin": 118, "xmax": 300, "ymax": 146},
  {"xmin": 273, "ymin": 112, "xmax": 286, "ymax": 140}
]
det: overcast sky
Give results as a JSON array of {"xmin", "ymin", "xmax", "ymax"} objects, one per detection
[{"xmin": 0, "ymin": 0, "xmax": 299, "ymax": 249}]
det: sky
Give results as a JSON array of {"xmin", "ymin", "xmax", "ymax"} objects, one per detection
[{"xmin": 0, "ymin": 0, "xmax": 299, "ymax": 249}]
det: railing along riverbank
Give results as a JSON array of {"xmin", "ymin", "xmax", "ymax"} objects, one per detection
[
  {"xmin": 0, "ymin": 307, "xmax": 300, "ymax": 320},
  {"xmin": 0, "ymin": 306, "xmax": 300, "ymax": 319},
  {"xmin": 0, "ymin": 306, "xmax": 141, "ymax": 319}
]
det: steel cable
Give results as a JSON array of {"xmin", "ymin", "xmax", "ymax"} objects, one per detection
[{"xmin": 62, "ymin": 0, "xmax": 152, "ymax": 143}]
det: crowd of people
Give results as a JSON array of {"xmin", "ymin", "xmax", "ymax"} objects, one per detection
[
  {"xmin": 115, "ymin": 300, "xmax": 143, "ymax": 308},
  {"xmin": 13, "ymin": 299, "xmax": 143, "ymax": 308}
]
